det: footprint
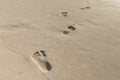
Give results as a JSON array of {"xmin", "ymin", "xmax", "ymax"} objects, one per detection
[
  {"xmin": 60, "ymin": 12, "xmax": 68, "ymax": 17},
  {"xmin": 68, "ymin": 25, "xmax": 76, "ymax": 31},
  {"xmin": 31, "ymin": 50, "xmax": 52, "ymax": 72},
  {"xmin": 86, "ymin": 7, "xmax": 91, "ymax": 9},
  {"xmin": 7, "ymin": 23, "xmax": 27, "ymax": 28},
  {"xmin": 0, "ymin": 23, "xmax": 29, "ymax": 31},
  {"xmin": 62, "ymin": 30, "xmax": 70, "ymax": 35},
  {"xmin": 81, "ymin": 6, "xmax": 91, "ymax": 10},
  {"xmin": 62, "ymin": 25, "xmax": 76, "ymax": 35}
]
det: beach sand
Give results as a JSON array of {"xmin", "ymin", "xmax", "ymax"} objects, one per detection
[{"xmin": 0, "ymin": 0, "xmax": 120, "ymax": 80}]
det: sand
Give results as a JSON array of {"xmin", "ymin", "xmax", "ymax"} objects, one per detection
[{"xmin": 0, "ymin": 0, "xmax": 120, "ymax": 80}]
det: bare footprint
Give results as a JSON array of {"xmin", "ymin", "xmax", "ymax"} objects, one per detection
[
  {"xmin": 31, "ymin": 50, "xmax": 52, "ymax": 72},
  {"xmin": 62, "ymin": 30, "xmax": 70, "ymax": 35},
  {"xmin": 68, "ymin": 25, "xmax": 76, "ymax": 31},
  {"xmin": 60, "ymin": 12, "xmax": 68, "ymax": 17},
  {"xmin": 81, "ymin": 6, "xmax": 91, "ymax": 10},
  {"xmin": 61, "ymin": 25, "xmax": 76, "ymax": 35}
]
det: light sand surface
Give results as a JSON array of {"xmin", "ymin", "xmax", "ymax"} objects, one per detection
[{"xmin": 0, "ymin": 0, "xmax": 120, "ymax": 80}]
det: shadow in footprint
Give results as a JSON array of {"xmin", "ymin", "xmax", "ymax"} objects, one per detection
[
  {"xmin": 62, "ymin": 30, "xmax": 70, "ymax": 35},
  {"xmin": 45, "ymin": 61, "xmax": 52, "ymax": 71},
  {"xmin": 81, "ymin": 6, "xmax": 91, "ymax": 10},
  {"xmin": 60, "ymin": 12, "xmax": 68, "ymax": 17},
  {"xmin": 68, "ymin": 25, "xmax": 76, "ymax": 31},
  {"xmin": 40, "ymin": 50, "xmax": 46, "ymax": 57}
]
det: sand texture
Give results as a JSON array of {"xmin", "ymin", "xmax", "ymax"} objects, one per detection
[{"xmin": 0, "ymin": 0, "xmax": 120, "ymax": 80}]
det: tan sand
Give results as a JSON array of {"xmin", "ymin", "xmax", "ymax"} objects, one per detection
[{"xmin": 0, "ymin": 0, "xmax": 120, "ymax": 80}]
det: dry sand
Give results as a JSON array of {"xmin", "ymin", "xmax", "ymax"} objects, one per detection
[{"xmin": 0, "ymin": 0, "xmax": 120, "ymax": 80}]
